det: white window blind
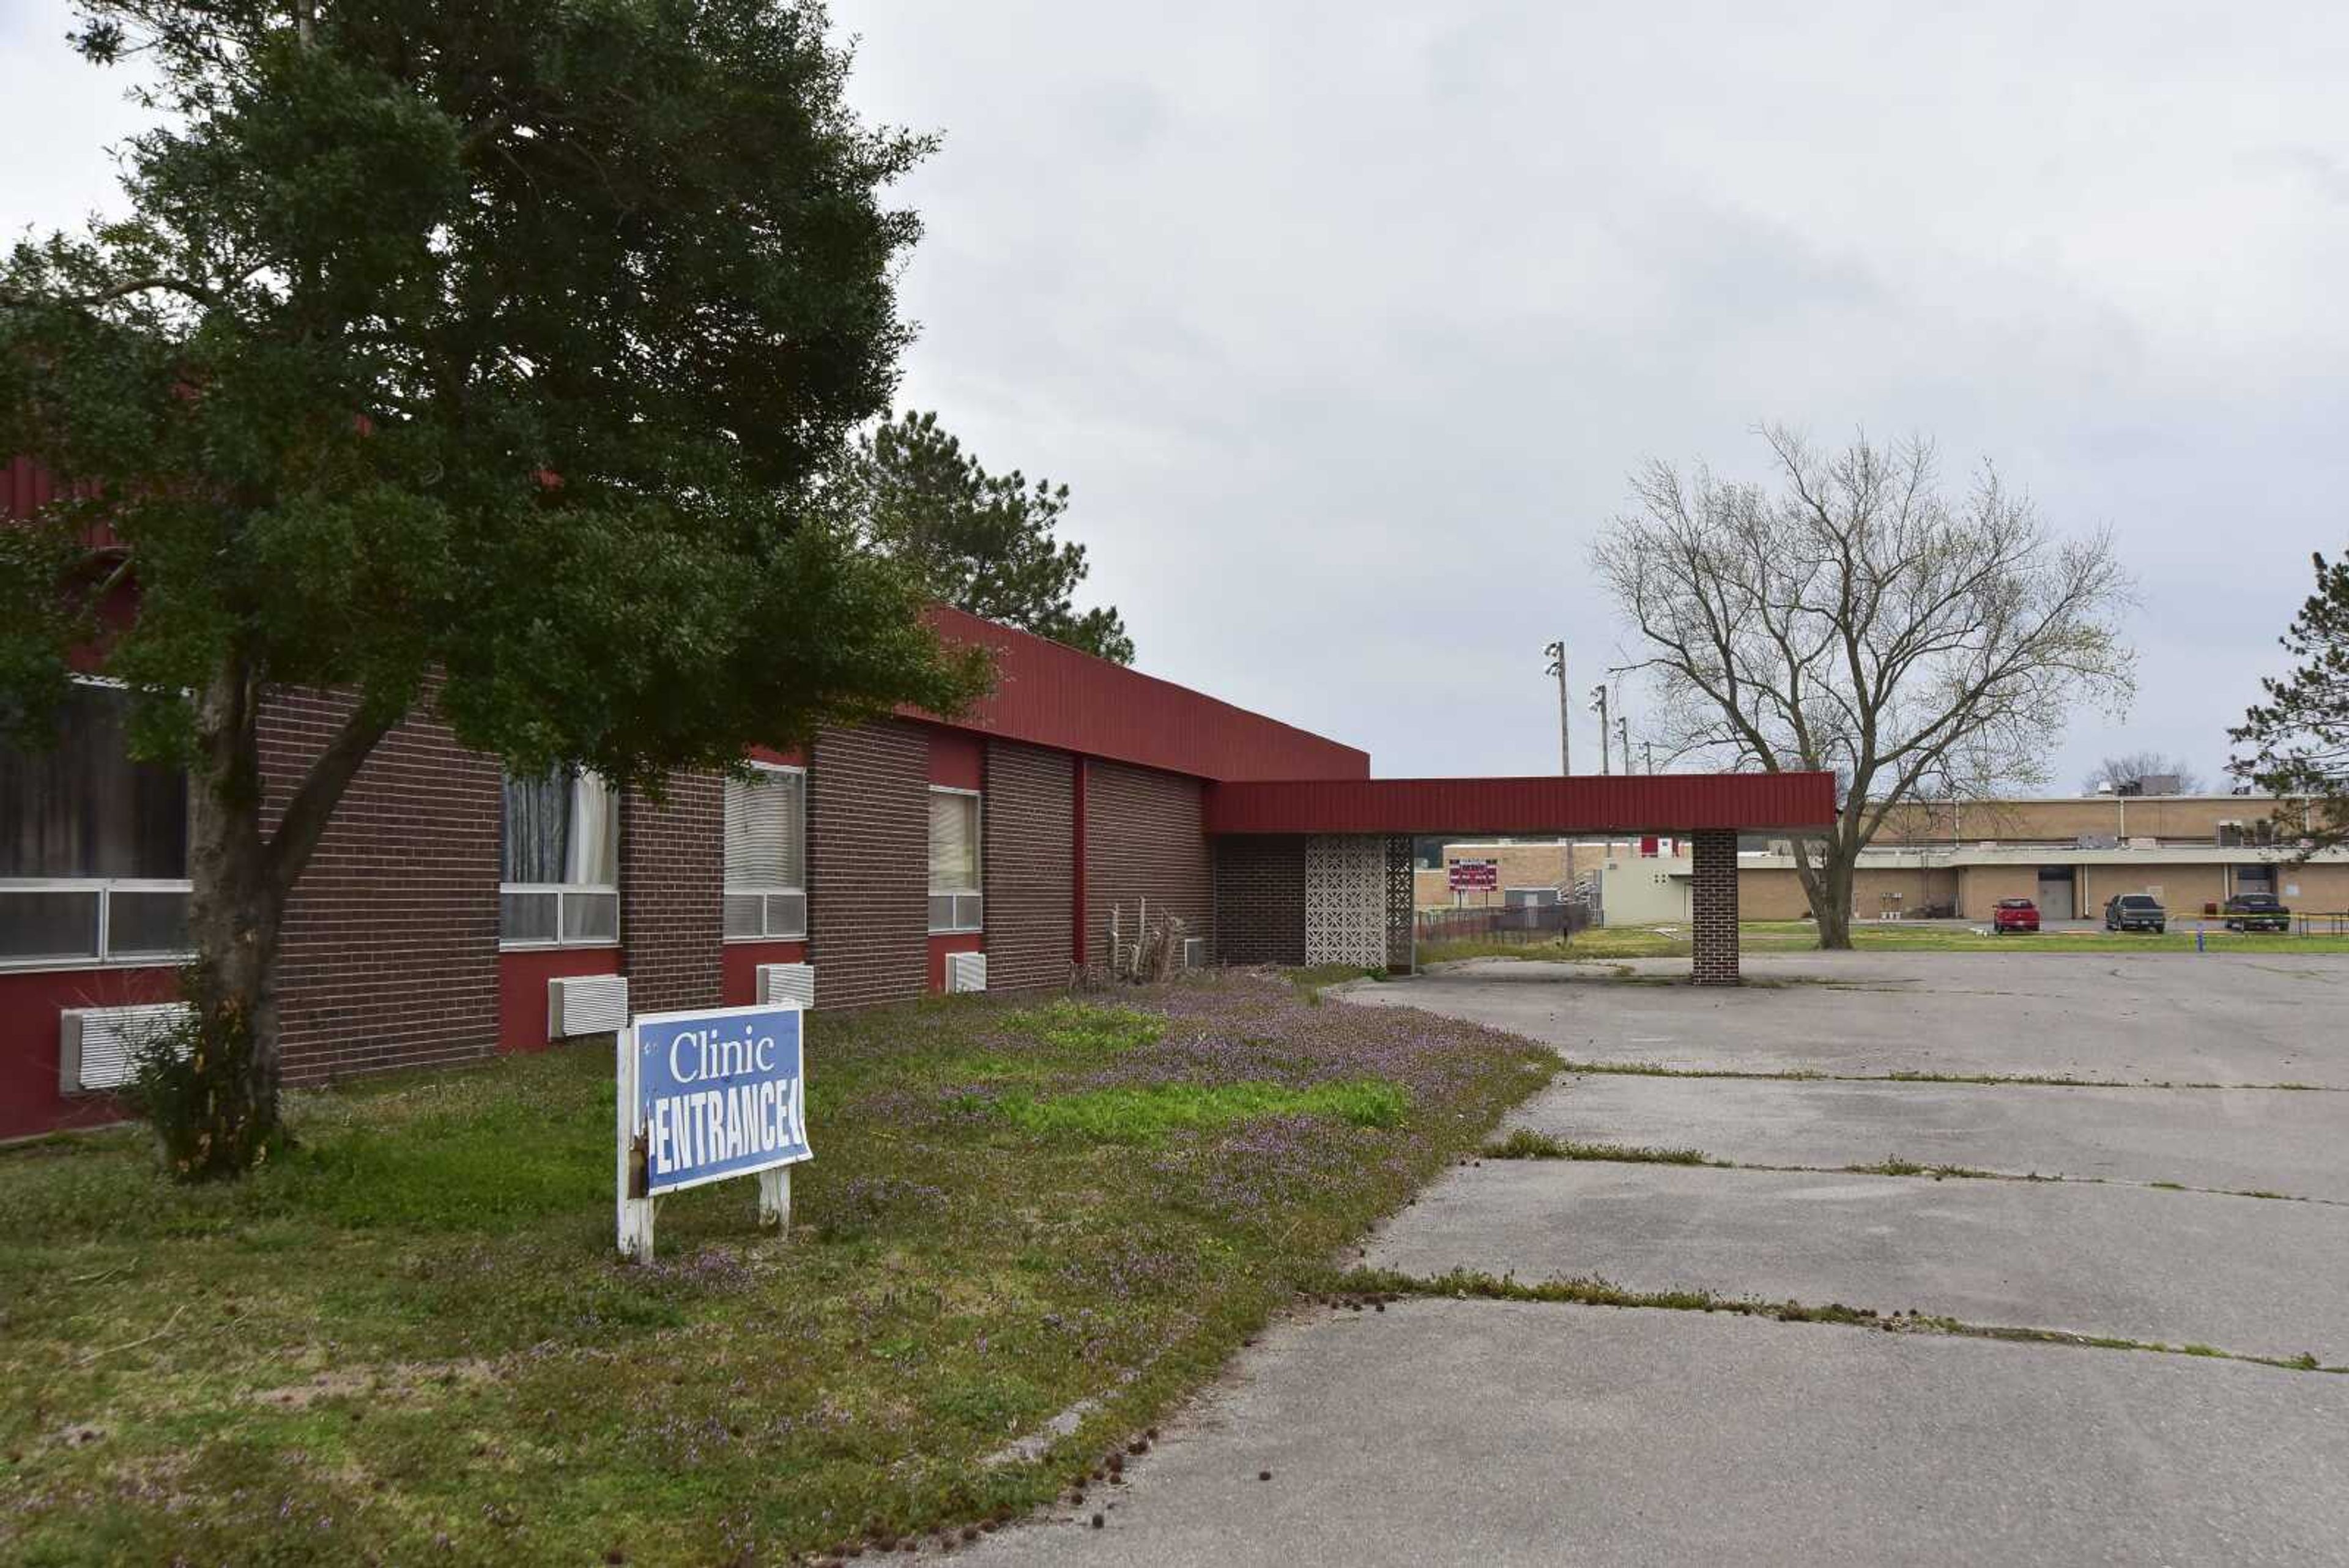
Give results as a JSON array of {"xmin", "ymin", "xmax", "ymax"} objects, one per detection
[
  {"xmin": 927, "ymin": 789, "xmax": 982, "ymax": 933},
  {"xmin": 724, "ymin": 768, "xmax": 807, "ymax": 940}
]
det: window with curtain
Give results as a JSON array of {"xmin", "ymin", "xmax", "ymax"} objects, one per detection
[
  {"xmin": 927, "ymin": 787, "xmax": 982, "ymax": 933},
  {"xmin": 0, "ymin": 683, "xmax": 191, "ymax": 964},
  {"xmin": 499, "ymin": 769, "xmax": 620, "ymax": 944},
  {"xmin": 723, "ymin": 766, "xmax": 806, "ymax": 940}
]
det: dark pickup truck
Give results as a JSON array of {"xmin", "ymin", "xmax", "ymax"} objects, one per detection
[
  {"xmin": 2103, "ymin": 893, "xmax": 2167, "ymax": 934},
  {"xmin": 2223, "ymin": 893, "xmax": 2292, "ymax": 932}
]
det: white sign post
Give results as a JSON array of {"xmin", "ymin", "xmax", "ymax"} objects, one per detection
[{"xmin": 615, "ymin": 1000, "xmax": 811, "ymax": 1263}]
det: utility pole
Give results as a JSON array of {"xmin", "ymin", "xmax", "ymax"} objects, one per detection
[
  {"xmin": 1544, "ymin": 641, "xmax": 1575, "ymax": 947},
  {"xmin": 1619, "ymin": 716, "xmax": 1631, "ymax": 775},
  {"xmin": 1542, "ymin": 641, "xmax": 1571, "ymax": 775},
  {"xmin": 1591, "ymin": 685, "xmax": 1611, "ymax": 775}
]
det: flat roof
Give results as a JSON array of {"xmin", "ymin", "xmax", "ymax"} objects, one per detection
[{"xmin": 1203, "ymin": 772, "xmax": 1838, "ymax": 836}]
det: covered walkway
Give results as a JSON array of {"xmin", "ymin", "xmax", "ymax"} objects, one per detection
[{"xmin": 1203, "ymin": 772, "xmax": 1836, "ymax": 984}]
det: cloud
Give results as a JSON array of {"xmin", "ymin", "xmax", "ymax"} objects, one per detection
[{"xmin": 5, "ymin": 0, "xmax": 2343, "ymax": 790}]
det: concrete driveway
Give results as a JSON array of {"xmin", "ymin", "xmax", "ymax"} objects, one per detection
[{"xmin": 960, "ymin": 953, "xmax": 2349, "ymax": 1566}]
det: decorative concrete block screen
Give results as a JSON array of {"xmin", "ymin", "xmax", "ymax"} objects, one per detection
[{"xmin": 1304, "ymin": 834, "xmax": 1390, "ymax": 967}]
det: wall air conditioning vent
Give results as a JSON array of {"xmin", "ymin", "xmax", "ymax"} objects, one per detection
[
  {"xmin": 1182, "ymin": 937, "xmax": 1209, "ymax": 970},
  {"xmin": 945, "ymin": 951, "xmax": 987, "ymax": 994},
  {"xmin": 755, "ymin": 962, "xmax": 816, "ymax": 1009},
  {"xmin": 59, "ymin": 1003, "xmax": 193, "ymax": 1094},
  {"xmin": 548, "ymin": 974, "xmax": 629, "ymax": 1039}
]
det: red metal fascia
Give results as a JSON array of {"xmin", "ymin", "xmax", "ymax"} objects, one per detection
[
  {"xmin": 12, "ymin": 457, "xmax": 1367, "ymax": 787},
  {"xmin": 912, "ymin": 606, "xmax": 1366, "ymax": 784},
  {"xmin": 1201, "ymin": 773, "xmax": 1838, "ymax": 836}
]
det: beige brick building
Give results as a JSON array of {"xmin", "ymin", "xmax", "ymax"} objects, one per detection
[
  {"xmin": 1422, "ymin": 795, "xmax": 2349, "ymax": 927},
  {"xmin": 1746, "ymin": 794, "xmax": 2349, "ymax": 924}
]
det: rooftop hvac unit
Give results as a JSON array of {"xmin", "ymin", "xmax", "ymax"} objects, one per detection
[
  {"xmin": 59, "ymin": 1002, "xmax": 193, "ymax": 1094},
  {"xmin": 1181, "ymin": 936, "xmax": 1209, "ymax": 970},
  {"xmin": 945, "ymin": 951, "xmax": 987, "ymax": 994},
  {"xmin": 755, "ymin": 962, "xmax": 816, "ymax": 1009},
  {"xmin": 547, "ymin": 974, "xmax": 629, "ymax": 1039}
]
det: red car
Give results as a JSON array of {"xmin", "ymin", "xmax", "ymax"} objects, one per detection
[{"xmin": 1992, "ymin": 897, "xmax": 2040, "ymax": 934}]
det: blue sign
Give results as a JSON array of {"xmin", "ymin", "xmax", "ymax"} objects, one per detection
[{"xmin": 631, "ymin": 1003, "xmax": 810, "ymax": 1195}]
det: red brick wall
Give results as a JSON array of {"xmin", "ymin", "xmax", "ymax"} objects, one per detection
[
  {"xmin": 1084, "ymin": 759, "xmax": 1212, "ymax": 972},
  {"xmin": 620, "ymin": 771, "xmax": 724, "ymax": 1016},
  {"xmin": 808, "ymin": 720, "xmax": 929, "ymax": 1008},
  {"xmin": 1691, "ymin": 828, "xmax": 1740, "ymax": 985},
  {"xmin": 261, "ymin": 690, "xmax": 503, "ymax": 1085},
  {"xmin": 983, "ymin": 738, "xmax": 1075, "ymax": 992},
  {"xmin": 1214, "ymin": 836, "xmax": 1306, "ymax": 964}
]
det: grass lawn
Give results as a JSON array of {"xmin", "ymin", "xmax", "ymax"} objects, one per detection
[
  {"xmin": 1419, "ymin": 920, "xmax": 2349, "ymax": 964},
  {"xmin": 0, "ymin": 974, "xmax": 1553, "ymax": 1566}
]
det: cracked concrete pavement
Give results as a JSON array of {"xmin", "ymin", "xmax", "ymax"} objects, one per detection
[{"xmin": 960, "ymin": 953, "xmax": 2349, "ymax": 1564}]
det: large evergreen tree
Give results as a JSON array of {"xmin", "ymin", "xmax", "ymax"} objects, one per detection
[
  {"xmin": 2233, "ymin": 551, "xmax": 2349, "ymax": 852},
  {"xmin": 0, "ymin": 0, "xmax": 985, "ymax": 1176},
  {"xmin": 847, "ymin": 409, "xmax": 1134, "ymax": 663}
]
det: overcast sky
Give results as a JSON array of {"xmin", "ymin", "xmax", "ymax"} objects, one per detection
[{"xmin": 6, "ymin": 2, "xmax": 2343, "ymax": 790}]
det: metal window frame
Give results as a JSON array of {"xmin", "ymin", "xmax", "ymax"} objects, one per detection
[
  {"xmin": 0, "ymin": 675, "xmax": 198, "ymax": 972},
  {"xmin": 0, "ymin": 877, "xmax": 197, "ymax": 971},
  {"xmin": 926, "ymin": 786, "xmax": 984, "ymax": 934},
  {"xmin": 497, "ymin": 881, "xmax": 622, "ymax": 951},
  {"xmin": 722, "ymin": 887, "xmax": 808, "ymax": 942},
  {"xmin": 722, "ymin": 762, "xmax": 809, "ymax": 943}
]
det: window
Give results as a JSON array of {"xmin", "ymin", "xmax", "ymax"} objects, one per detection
[
  {"xmin": 500, "ymin": 770, "xmax": 620, "ymax": 945},
  {"xmin": 0, "ymin": 683, "xmax": 191, "ymax": 965},
  {"xmin": 723, "ymin": 765, "xmax": 806, "ymax": 940},
  {"xmin": 927, "ymin": 787, "xmax": 982, "ymax": 933}
]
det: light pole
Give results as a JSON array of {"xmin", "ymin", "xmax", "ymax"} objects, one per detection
[
  {"xmin": 1545, "ymin": 641, "xmax": 1576, "ymax": 944},
  {"xmin": 1591, "ymin": 685, "xmax": 1611, "ymax": 775},
  {"xmin": 1542, "ymin": 641, "xmax": 1570, "ymax": 776},
  {"xmin": 1604, "ymin": 664, "xmax": 1636, "ymax": 774}
]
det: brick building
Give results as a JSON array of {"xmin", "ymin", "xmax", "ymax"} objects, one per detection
[
  {"xmin": 1738, "ymin": 793, "xmax": 2349, "ymax": 924},
  {"xmin": 2, "ymin": 460, "xmax": 1835, "ymax": 1141}
]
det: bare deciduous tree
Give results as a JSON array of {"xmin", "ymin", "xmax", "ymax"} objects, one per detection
[
  {"xmin": 1595, "ymin": 427, "xmax": 2136, "ymax": 948},
  {"xmin": 2081, "ymin": 751, "xmax": 2205, "ymax": 794}
]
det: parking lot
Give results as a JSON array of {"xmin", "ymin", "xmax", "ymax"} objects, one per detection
[{"xmin": 968, "ymin": 952, "xmax": 2349, "ymax": 1565}]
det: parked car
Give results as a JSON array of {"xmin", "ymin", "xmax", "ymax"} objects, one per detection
[
  {"xmin": 2222, "ymin": 892, "xmax": 2291, "ymax": 932},
  {"xmin": 1992, "ymin": 897, "xmax": 2040, "ymax": 934},
  {"xmin": 2103, "ymin": 893, "xmax": 2167, "ymax": 934}
]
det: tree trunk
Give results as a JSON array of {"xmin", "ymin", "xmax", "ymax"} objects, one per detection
[
  {"xmin": 1794, "ymin": 834, "xmax": 1857, "ymax": 950},
  {"xmin": 1814, "ymin": 852, "xmax": 1855, "ymax": 949},
  {"xmin": 171, "ymin": 660, "xmax": 291, "ymax": 1177}
]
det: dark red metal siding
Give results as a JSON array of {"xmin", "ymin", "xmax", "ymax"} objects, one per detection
[
  {"xmin": 918, "ymin": 606, "xmax": 1365, "ymax": 784},
  {"xmin": 4, "ymin": 455, "xmax": 56, "ymax": 519},
  {"xmin": 1202, "ymin": 773, "xmax": 1838, "ymax": 836}
]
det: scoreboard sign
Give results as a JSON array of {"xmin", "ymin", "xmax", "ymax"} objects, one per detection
[{"xmin": 1448, "ymin": 858, "xmax": 1499, "ymax": 891}]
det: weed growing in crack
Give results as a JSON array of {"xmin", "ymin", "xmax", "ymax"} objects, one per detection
[{"xmin": 1482, "ymin": 1129, "xmax": 1719, "ymax": 1165}]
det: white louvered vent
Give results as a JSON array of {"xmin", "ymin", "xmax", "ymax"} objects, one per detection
[
  {"xmin": 548, "ymin": 974, "xmax": 629, "ymax": 1039},
  {"xmin": 755, "ymin": 962, "xmax": 816, "ymax": 1009},
  {"xmin": 1182, "ymin": 937, "xmax": 1209, "ymax": 970},
  {"xmin": 944, "ymin": 951, "xmax": 987, "ymax": 994},
  {"xmin": 59, "ymin": 1003, "xmax": 193, "ymax": 1094}
]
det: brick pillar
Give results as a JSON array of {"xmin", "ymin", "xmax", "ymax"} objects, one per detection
[
  {"xmin": 1691, "ymin": 829, "xmax": 1739, "ymax": 986},
  {"xmin": 619, "ymin": 771, "xmax": 725, "ymax": 1016}
]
